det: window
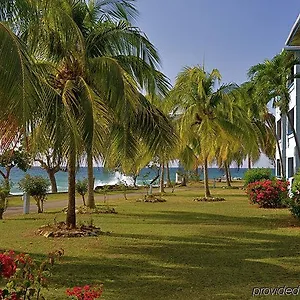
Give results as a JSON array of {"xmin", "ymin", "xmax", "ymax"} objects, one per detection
[
  {"xmin": 287, "ymin": 108, "xmax": 294, "ymax": 135},
  {"xmin": 277, "ymin": 119, "xmax": 282, "ymax": 140},
  {"xmin": 276, "ymin": 159, "xmax": 281, "ymax": 177},
  {"xmin": 288, "ymin": 157, "xmax": 294, "ymax": 178}
]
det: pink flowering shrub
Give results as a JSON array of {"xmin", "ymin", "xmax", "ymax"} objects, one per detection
[
  {"xmin": 0, "ymin": 250, "xmax": 103, "ymax": 299},
  {"xmin": 0, "ymin": 250, "xmax": 63, "ymax": 300},
  {"xmin": 66, "ymin": 285, "xmax": 103, "ymax": 300},
  {"xmin": 245, "ymin": 179, "xmax": 289, "ymax": 208}
]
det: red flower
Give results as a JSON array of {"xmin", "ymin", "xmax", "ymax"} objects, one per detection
[
  {"xmin": 66, "ymin": 285, "xmax": 103, "ymax": 300},
  {"xmin": 245, "ymin": 179, "xmax": 289, "ymax": 208},
  {"xmin": 0, "ymin": 252, "xmax": 16, "ymax": 279}
]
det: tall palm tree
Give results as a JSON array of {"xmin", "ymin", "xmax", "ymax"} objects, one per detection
[
  {"xmin": 248, "ymin": 50, "xmax": 300, "ymax": 163},
  {"xmin": 171, "ymin": 66, "xmax": 238, "ymax": 198},
  {"xmin": 231, "ymin": 82, "xmax": 276, "ymax": 171},
  {"xmin": 0, "ymin": 0, "xmax": 176, "ymax": 227}
]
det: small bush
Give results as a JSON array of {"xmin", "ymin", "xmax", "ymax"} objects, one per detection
[
  {"xmin": 245, "ymin": 179, "xmax": 288, "ymax": 208},
  {"xmin": 288, "ymin": 171, "xmax": 300, "ymax": 219},
  {"xmin": 289, "ymin": 203, "xmax": 300, "ymax": 220},
  {"xmin": 243, "ymin": 168, "xmax": 274, "ymax": 185},
  {"xmin": 291, "ymin": 171, "xmax": 300, "ymax": 198},
  {"xmin": 19, "ymin": 175, "xmax": 50, "ymax": 213},
  {"xmin": 0, "ymin": 181, "xmax": 10, "ymax": 219}
]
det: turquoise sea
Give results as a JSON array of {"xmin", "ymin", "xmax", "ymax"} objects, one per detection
[{"xmin": 2, "ymin": 166, "xmax": 271, "ymax": 194}]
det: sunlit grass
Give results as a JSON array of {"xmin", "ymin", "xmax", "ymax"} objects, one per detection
[{"xmin": 1, "ymin": 182, "xmax": 300, "ymax": 299}]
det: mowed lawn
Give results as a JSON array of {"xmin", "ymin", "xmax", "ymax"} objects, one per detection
[{"xmin": 1, "ymin": 182, "xmax": 300, "ymax": 300}]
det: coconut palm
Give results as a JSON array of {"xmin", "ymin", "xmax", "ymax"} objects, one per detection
[
  {"xmin": 171, "ymin": 66, "xmax": 238, "ymax": 198},
  {"xmin": 248, "ymin": 50, "xmax": 300, "ymax": 163},
  {"xmin": 0, "ymin": 0, "xmax": 175, "ymax": 227},
  {"xmin": 103, "ymin": 91, "xmax": 177, "ymax": 191},
  {"xmin": 229, "ymin": 82, "xmax": 276, "ymax": 170}
]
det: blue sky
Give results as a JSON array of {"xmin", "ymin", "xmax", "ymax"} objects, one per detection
[
  {"xmin": 134, "ymin": 1, "xmax": 300, "ymax": 168},
  {"xmin": 135, "ymin": 0, "xmax": 299, "ymax": 86}
]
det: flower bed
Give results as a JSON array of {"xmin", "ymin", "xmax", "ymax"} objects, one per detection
[
  {"xmin": 193, "ymin": 197, "xmax": 225, "ymax": 202},
  {"xmin": 0, "ymin": 250, "xmax": 102, "ymax": 299},
  {"xmin": 245, "ymin": 179, "xmax": 288, "ymax": 208}
]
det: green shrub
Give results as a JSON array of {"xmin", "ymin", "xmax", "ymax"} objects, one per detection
[
  {"xmin": 19, "ymin": 175, "xmax": 49, "ymax": 213},
  {"xmin": 0, "ymin": 181, "xmax": 10, "ymax": 219},
  {"xmin": 291, "ymin": 171, "xmax": 300, "ymax": 197},
  {"xmin": 289, "ymin": 203, "xmax": 300, "ymax": 220},
  {"xmin": 243, "ymin": 168, "xmax": 274, "ymax": 185},
  {"xmin": 288, "ymin": 171, "xmax": 300, "ymax": 219}
]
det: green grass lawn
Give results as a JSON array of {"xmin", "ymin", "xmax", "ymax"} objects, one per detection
[{"xmin": 1, "ymin": 182, "xmax": 300, "ymax": 299}]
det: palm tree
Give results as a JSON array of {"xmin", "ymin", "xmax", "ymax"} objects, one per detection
[
  {"xmin": 248, "ymin": 50, "xmax": 300, "ymax": 164},
  {"xmin": 230, "ymin": 82, "xmax": 276, "ymax": 172},
  {"xmin": 171, "ymin": 66, "xmax": 238, "ymax": 198},
  {"xmin": 0, "ymin": 0, "xmax": 176, "ymax": 228}
]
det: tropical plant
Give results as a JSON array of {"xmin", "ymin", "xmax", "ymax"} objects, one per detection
[
  {"xmin": 30, "ymin": 136, "xmax": 66, "ymax": 193},
  {"xmin": 248, "ymin": 50, "xmax": 300, "ymax": 164},
  {"xmin": 0, "ymin": 148, "xmax": 30, "ymax": 187},
  {"xmin": 76, "ymin": 178, "xmax": 88, "ymax": 206},
  {"xmin": 19, "ymin": 175, "xmax": 50, "ymax": 213},
  {"xmin": 0, "ymin": 181, "xmax": 10, "ymax": 219},
  {"xmin": 145, "ymin": 94, "xmax": 178, "ymax": 193},
  {"xmin": 0, "ymin": 0, "xmax": 176, "ymax": 229},
  {"xmin": 171, "ymin": 66, "xmax": 239, "ymax": 197},
  {"xmin": 288, "ymin": 171, "xmax": 300, "ymax": 219},
  {"xmin": 0, "ymin": 249, "xmax": 64, "ymax": 300},
  {"xmin": 243, "ymin": 168, "xmax": 274, "ymax": 185},
  {"xmin": 231, "ymin": 82, "xmax": 274, "ymax": 170},
  {"xmin": 245, "ymin": 179, "xmax": 288, "ymax": 208}
]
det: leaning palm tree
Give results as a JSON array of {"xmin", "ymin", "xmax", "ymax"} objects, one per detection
[{"xmin": 171, "ymin": 66, "xmax": 238, "ymax": 198}]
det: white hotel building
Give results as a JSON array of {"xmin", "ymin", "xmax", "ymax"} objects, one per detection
[{"xmin": 276, "ymin": 14, "xmax": 300, "ymax": 179}]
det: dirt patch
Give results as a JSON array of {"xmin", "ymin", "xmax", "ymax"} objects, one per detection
[
  {"xmin": 136, "ymin": 194, "xmax": 166, "ymax": 203},
  {"xmin": 36, "ymin": 222, "xmax": 106, "ymax": 238},
  {"xmin": 62, "ymin": 205, "xmax": 117, "ymax": 214},
  {"xmin": 194, "ymin": 197, "xmax": 225, "ymax": 202}
]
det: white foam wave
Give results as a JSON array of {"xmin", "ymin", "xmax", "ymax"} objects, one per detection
[{"xmin": 94, "ymin": 171, "xmax": 134, "ymax": 187}]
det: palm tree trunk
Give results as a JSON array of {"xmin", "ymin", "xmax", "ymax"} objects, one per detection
[
  {"xmin": 203, "ymin": 157, "xmax": 211, "ymax": 198},
  {"xmin": 286, "ymin": 111, "xmax": 300, "ymax": 162},
  {"xmin": 275, "ymin": 135, "xmax": 285, "ymax": 178},
  {"xmin": 133, "ymin": 175, "xmax": 138, "ymax": 187},
  {"xmin": 66, "ymin": 148, "xmax": 76, "ymax": 229},
  {"xmin": 87, "ymin": 152, "xmax": 95, "ymax": 208},
  {"xmin": 194, "ymin": 166, "xmax": 199, "ymax": 181},
  {"xmin": 159, "ymin": 162, "xmax": 165, "ymax": 193},
  {"xmin": 248, "ymin": 156, "xmax": 252, "ymax": 169},
  {"xmin": 224, "ymin": 163, "xmax": 231, "ymax": 187},
  {"xmin": 266, "ymin": 117, "xmax": 285, "ymax": 178},
  {"xmin": 47, "ymin": 170, "xmax": 58, "ymax": 193},
  {"xmin": 166, "ymin": 162, "xmax": 171, "ymax": 187},
  {"xmin": 82, "ymin": 195, "xmax": 86, "ymax": 206}
]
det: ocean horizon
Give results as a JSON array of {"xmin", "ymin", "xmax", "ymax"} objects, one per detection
[{"xmin": 2, "ymin": 166, "xmax": 274, "ymax": 195}]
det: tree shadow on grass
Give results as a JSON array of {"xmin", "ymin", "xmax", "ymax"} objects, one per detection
[
  {"xmin": 42, "ymin": 211, "xmax": 300, "ymax": 299},
  {"xmin": 119, "ymin": 210, "xmax": 299, "ymax": 228},
  {"xmin": 45, "ymin": 228, "xmax": 300, "ymax": 300},
  {"xmin": 3, "ymin": 209, "xmax": 300, "ymax": 299}
]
